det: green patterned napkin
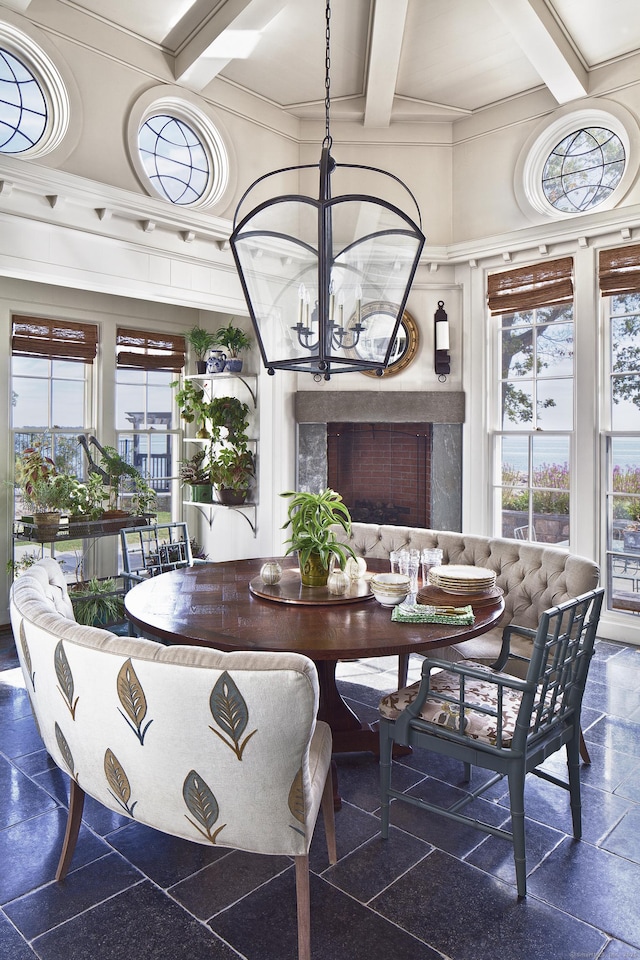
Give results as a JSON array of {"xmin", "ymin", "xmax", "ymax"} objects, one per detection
[{"xmin": 391, "ymin": 603, "xmax": 475, "ymax": 625}]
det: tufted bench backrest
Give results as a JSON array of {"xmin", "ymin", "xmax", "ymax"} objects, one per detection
[{"xmin": 336, "ymin": 523, "xmax": 600, "ymax": 666}]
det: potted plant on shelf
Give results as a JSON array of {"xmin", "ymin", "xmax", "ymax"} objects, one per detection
[
  {"xmin": 186, "ymin": 324, "xmax": 216, "ymax": 374},
  {"xmin": 99, "ymin": 446, "xmax": 151, "ymax": 517},
  {"xmin": 66, "ymin": 473, "xmax": 108, "ymax": 523},
  {"xmin": 280, "ymin": 488, "xmax": 356, "ymax": 587},
  {"xmin": 172, "ymin": 379, "xmax": 212, "ymax": 439},
  {"xmin": 213, "ymin": 319, "xmax": 252, "ymax": 373},
  {"xmin": 208, "ymin": 396, "xmax": 251, "ymax": 445},
  {"xmin": 210, "ymin": 447, "xmax": 255, "ymax": 505},
  {"xmin": 180, "ymin": 449, "xmax": 214, "ymax": 503},
  {"xmin": 14, "ymin": 446, "xmax": 74, "ymax": 533}
]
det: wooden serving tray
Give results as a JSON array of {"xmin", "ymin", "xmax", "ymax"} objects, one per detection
[{"xmin": 417, "ymin": 583, "xmax": 504, "ymax": 608}]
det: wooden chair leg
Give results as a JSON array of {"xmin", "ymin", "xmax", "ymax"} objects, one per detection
[
  {"xmin": 56, "ymin": 778, "xmax": 86, "ymax": 881},
  {"xmin": 294, "ymin": 855, "xmax": 311, "ymax": 960},
  {"xmin": 397, "ymin": 653, "xmax": 409, "ymax": 689},
  {"xmin": 321, "ymin": 768, "xmax": 337, "ymax": 865},
  {"xmin": 579, "ymin": 728, "xmax": 591, "ymax": 764}
]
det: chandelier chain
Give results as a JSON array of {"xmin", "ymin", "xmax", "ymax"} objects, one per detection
[{"xmin": 324, "ymin": 0, "xmax": 332, "ymax": 148}]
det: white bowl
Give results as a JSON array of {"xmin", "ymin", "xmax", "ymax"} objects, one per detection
[{"xmin": 370, "ymin": 573, "xmax": 410, "ymax": 606}]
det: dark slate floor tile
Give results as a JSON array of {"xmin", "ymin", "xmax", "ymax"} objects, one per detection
[
  {"xmin": 585, "ymin": 715, "xmax": 640, "ymax": 759},
  {"xmin": 614, "ymin": 764, "xmax": 640, "ymax": 803},
  {"xmin": 211, "ymin": 869, "xmax": 442, "ymax": 960},
  {"xmin": 373, "ymin": 848, "xmax": 606, "ymax": 960},
  {"xmin": 105, "ymin": 819, "xmax": 229, "ymax": 888},
  {"xmin": 384, "ymin": 777, "xmax": 507, "ymax": 856},
  {"xmin": 0, "ymin": 808, "xmax": 110, "ymax": 904},
  {"xmin": 600, "ymin": 805, "xmax": 640, "ymax": 864},
  {"xmin": 32, "ymin": 880, "xmax": 238, "ymax": 960},
  {"xmin": 31, "ymin": 769, "xmax": 131, "ymax": 835},
  {"xmin": 333, "ymin": 752, "xmax": 424, "ymax": 813},
  {"xmin": 527, "ymin": 836, "xmax": 640, "ymax": 947},
  {"xmin": 170, "ymin": 849, "xmax": 291, "ymax": 920},
  {"xmin": 0, "ymin": 714, "xmax": 44, "ymax": 760},
  {"xmin": 12, "ymin": 748, "xmax": 56, "ymax": 778},
  {"xmin": 0, "ymin": 670, "xmax": 32, "ymax": 721},
  {"xmin": 0, "ymin": 754, "xmax": 57, "ymax": 829},
  {"xmin": 584, "ymin": 678, "xmax": 640, "ymax": 720},
  {"xmin": 546, "ymin": 739, "xmax": 640, "ymax": 794},
  {"xmin": 309, "ymin": 799, "xmax": 381, "ymax": 873},
  {"xmin": 4, "ymin": 853, "xmax": 142, "ymax": 940},
  {"xmin": 600, "ymin": 939, "xmax": 640, "ymax": 960},
  {"xmin": 465, "ymin": 817, "xmax": 564, "ymax": 889},
  {"xmin": 323, "ymin": 827, "xmax": 431, "ymax": 903},
  {"xmin": 0, "ymin": 912, "xmax": 39, "ymax": 959}
]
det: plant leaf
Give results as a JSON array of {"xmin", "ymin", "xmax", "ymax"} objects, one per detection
[
  {"xmin": 183, "ymin": 769, "xmax": 224, "ymax": 843},
  {"xmin": 288, "ymin": 768, "xmax": 305, "ymax": 825},
  {"xmin": 104, "ymin": 748, "xmax": 136, "ymax": 815},
  {"xmin": 55, "ymin": 722, "xmax": 75, "ymax": 777},
  {"xmin": 19, "ymin": 621, "xmax": 35, "ymax": 689},
  {"xmin": 209, "ymin": 672, "xmax": 256, "ymax": 759},
  {"xmin": 55, "ymin": 640, "xmax": 78, "ymax": 719},
  {"xmin": 117, "ymin": 658, "xmax": 152, "ymax": 744}
]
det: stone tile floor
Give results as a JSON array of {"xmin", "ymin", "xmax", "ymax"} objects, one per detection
[{"xmin": 1, "ymin": 628, "xmax": 640, "ymax": 960}]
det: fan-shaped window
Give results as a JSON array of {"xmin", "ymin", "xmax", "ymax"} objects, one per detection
[
  {"xmin": 542, "ymin": 127, "xmax": 625, "ymax": 214},
  {"xmin": 0, "ymin": 46, "xmax": 47, "ymax": 153},
  {"xmin": 138, "ymin": 114, "xmax": 209, "ymax": 205}
]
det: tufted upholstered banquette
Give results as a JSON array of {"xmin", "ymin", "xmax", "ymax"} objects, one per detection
[
  {"xmin": 10, "ymin": 558, "xmax": 335, "ymax": 960},
  {"xmin": 338, "ymin": 523, "xmax": 600, "ymax": 671}
]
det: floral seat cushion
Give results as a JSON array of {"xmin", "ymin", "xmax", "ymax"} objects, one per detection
[{"xmin": 379, "ymin": 662, "xmax": 526, "ymax": 747}]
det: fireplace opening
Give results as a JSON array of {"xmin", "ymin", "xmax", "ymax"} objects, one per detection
[{"xmin": 327, "ymin": 423, "xmax": 431, "ymax": 528}]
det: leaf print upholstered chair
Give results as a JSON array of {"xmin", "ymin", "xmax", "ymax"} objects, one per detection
[
  {"xmin": 10, "ymin": 558, "xmax": 336, "ymax": 960},
  {"xmin": 379, "ymin": 588, "xmax": 603, "ymax": 898}
]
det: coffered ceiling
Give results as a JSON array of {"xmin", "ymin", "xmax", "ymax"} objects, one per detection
[{"xmin": 6, "ymin": 0, "xmax": 640, "ymax": 125}]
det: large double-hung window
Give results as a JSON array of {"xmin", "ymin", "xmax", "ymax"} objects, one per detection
[
  {"xmin": 600, "ymin": 245, "xmax": 640, "ymax": 614},
  {"xmin": 490, "ymin": 258, "xmax": 574, "ymax": 545}
]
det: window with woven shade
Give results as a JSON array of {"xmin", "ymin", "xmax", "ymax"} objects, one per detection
[
  {"xmin": 487, "ymin": 257, "xmax": 574, "ymax": 315},
  {"xmin": 116, "ymin": 328, "xmax": 185, "ymax": 371},
  {"xmin": 489, "ymin": 258, "xmax": 574, "ymax": 547},
  {"xmin": 12, "ymin": 315, "xmax": 98, "ymax": 362},
  {"xmin": 599, "ymin": 244, "xmax": 640, "ymax": 297}
]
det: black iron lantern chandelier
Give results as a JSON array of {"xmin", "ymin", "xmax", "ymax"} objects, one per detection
[{"xmin": 230, "ymin": 0, "xmax": 425, "ymax": 380}]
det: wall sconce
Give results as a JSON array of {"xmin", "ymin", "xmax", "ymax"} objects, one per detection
[{"xmin": 434, "ymin": 300, "xmax": 450, "ymax": 380}]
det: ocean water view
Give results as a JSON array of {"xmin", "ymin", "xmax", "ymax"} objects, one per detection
[{"xmin": 501, "ymin": 434, "xmax": 640, "ymax": 476}]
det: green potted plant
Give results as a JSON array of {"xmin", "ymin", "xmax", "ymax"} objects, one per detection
[
  {"xmin": 99, "ymin": 446, "xmax": 145, "ymax": 516},
  {"xmin": 69, "ymin": 576, "xmax": 126, "ymax": 627},
  {"xmin": 210, "ymin": 447, "xmax": 255, "ymax": 505},
  {"xmin": 66, "ymin": 473, "xmax": 108, "ymax": 522},
  {"xmin": 172, "ymin": 379, "xmax": 212, "ymax": 438},
  {"xmin": 213, "ymin": 319, "xmax": 252, "ymax": 373},
  {"xmin": 186, "ymin": 324, "xmax": 216, "ymax": 374},
  {"xmin": 179, "ymin": 448, "xmax": 214, "ymax": 503},
  {"xmin": 280, "ymin": 488, "xmax": 356, "ymax": 586},
  {"xmin": 15, "ymin": 447, "xmax": 75, "ymax": 532},
  {"xmin": 208, "ymin": 396, "xmax": 250, "ymax": 445}
]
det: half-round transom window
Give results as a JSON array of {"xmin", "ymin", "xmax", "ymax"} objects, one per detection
[
  {"xmin": 138, "ymin": 114, "xmax": 210, "ymax": 205},
  {"xmin": 0, "ymin": 46, "xmax": 47, "ymax": 153},
  {"xmin": 542, "ymin": 127, "xmax": 625, "ymax": 214}
]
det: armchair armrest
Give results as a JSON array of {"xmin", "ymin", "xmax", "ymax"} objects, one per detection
[
  {"xmin": 492, "ymin": 623, "xmax": 537, "ymax": 671},
  {"xmin": 393, "ymin": 657, "xmax": 531, "ymax": 746}
]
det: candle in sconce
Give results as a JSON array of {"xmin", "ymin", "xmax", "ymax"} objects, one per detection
[
  {"xmin": 329, "ymin": 278, "xmax": 335, "ymax": 323},
  {"xmin": 436, "ymin": 319, "xmax": 449, "ymax": 351},
  {"xmin": 355, "ymin": 284, "xmax": 362, "ymax": 324},
  {"xmin": 298, "ymin": 284, "xmax": 305, "ymax": 326},
  {"xmin": 338, "ymin": 291, "xmax": 344, "ymax": 327}
]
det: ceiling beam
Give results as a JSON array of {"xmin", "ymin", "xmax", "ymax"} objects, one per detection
[
  {"xmin": 487, "ymin": 0, "xmax": 588, "ymax": 103},
  {"xmin": 172, "ymin": 0, "xmax": 286, "ymax": 91},
  {"xmin": 364, "ymin": 0, "xmax": 409, "ymax": 127}
]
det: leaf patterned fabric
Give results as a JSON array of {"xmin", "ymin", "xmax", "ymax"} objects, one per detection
[{"xmin": 9, "ymin": 559, "xmax": 333, "ymax": 858}]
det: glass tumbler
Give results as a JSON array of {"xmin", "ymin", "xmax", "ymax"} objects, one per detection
[
  {"xmin": 399, "ymin": 550, "xmax": 420, "ymax": 596},
  {"xmin": 389, "ymin": 550, "xmax": 401, "ymax": 574},
  {"xmin": 421, "ymin": 548, "xmax": 443, "ymax": 587}
]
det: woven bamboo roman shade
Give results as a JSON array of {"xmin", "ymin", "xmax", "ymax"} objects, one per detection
[
  {"xmin": 487, "ymin": 257, "xmax": 574, "ymax": 315},
  {"xmin": 12, "ymin": 316, "xmax": 99, "ymax": 362},
  {"xmin": 116, "ymin": 328, "xmax": 186, "ymax": 371},
  {"xmin": 599, "ymin": 244, "xmax": 640, "ymax": 296}
]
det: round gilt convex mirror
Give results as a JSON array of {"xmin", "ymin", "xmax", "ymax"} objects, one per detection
[{"xmin": 350, "ymin": 302, "xmax": 419, "ymax": 378}]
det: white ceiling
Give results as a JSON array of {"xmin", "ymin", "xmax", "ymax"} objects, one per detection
[{"xmin": 12, "ymin": 0, "xmax": 640, "ymax": 125}]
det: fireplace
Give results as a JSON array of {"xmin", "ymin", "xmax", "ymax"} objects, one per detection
[
  {"xmin": 327, "ymin": 422, "xmax": 431, "ymax": 527},
  {"xmin": 295, "ymin": 391, "xmax": 465, "ymax": 532}
]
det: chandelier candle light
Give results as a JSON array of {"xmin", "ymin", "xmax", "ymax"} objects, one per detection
[{"xmin": 230, "ymin": 0, "xmax": 425, "ymax": 380}]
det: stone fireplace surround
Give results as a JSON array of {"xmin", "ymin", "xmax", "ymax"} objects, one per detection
[{"xmin": 295, "ymin": 391, "xmax": 465, "ymax": 533}]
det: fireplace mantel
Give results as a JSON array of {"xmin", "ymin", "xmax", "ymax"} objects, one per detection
[{"xmin": 295, "ymin": 391, "xmax": 465, "ymax": 424}]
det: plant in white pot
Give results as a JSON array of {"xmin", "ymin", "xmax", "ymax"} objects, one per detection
[{"xmin": 213, "ymin": 319, "xmax": 252, "ymax": 373}]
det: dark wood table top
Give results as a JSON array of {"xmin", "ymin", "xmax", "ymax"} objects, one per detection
[{"xmin": 124, "ymin": 558, "xmax": 505, "ymax": 661}]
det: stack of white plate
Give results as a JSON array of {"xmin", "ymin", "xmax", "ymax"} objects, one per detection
[
  {"xmin": 370, "ymin": 573, "xmax": 411, "ymax": 606},
  {"xmin": 428, "ymin": 565, "xmax": 496, "ymax": 594}
]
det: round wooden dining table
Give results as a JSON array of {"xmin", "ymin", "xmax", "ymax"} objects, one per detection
[{"xmin": 125, "ymin": 557, "xmax": 505, "ymax": 789}]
